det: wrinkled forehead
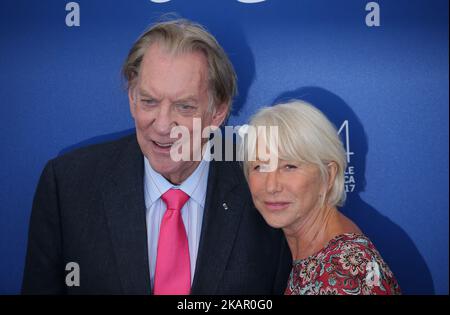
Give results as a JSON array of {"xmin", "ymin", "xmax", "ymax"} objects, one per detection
[{"xmin": 136, "ymin": 43, "xmax": 209, "ymax": 93}]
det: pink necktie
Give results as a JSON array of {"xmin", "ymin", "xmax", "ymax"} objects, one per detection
[{"xmin": 153, "ymin": 189, "xmax": 191, "ymax": 295}]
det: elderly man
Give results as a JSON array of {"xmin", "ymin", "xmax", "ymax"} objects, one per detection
[{"xmin": 22, "ymin": 19, "xmax": 291, "ymax": 294}]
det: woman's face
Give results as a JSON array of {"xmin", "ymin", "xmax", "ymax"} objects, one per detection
[{"xmin": 248, "ymin": 158, "xmax": 327, "ymax": 231}]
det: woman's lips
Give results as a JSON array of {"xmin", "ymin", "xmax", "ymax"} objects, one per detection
[{"xmin": 264, "ymin": 201, "xmax": 290, "ymax": 211}]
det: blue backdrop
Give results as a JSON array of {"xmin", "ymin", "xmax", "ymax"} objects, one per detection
[{"xmin": 0, "ymin": 0, "xmax": 448, "ymax": 294}]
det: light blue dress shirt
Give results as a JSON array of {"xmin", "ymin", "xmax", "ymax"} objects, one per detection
[{"xmin": 143, "ymin": 148, "xmax": 210, "ymax": 290}]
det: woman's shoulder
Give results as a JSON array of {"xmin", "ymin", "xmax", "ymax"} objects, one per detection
[
  {"xmin": 325, "ymin": 233, "xmax": 376, "ymax": 257},
  {"xmin": 316, "ymin": 233, "xmax": 402, "ymax": 295}
]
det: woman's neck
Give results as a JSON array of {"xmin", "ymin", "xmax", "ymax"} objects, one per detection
[{"xmin": 284, "ymin": 205, "xmax": 339, "ymax": 261}]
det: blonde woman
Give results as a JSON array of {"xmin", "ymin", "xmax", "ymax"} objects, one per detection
[{"xmin": 241, "ymin": 100, "xmax": 401, "ymax": 295}]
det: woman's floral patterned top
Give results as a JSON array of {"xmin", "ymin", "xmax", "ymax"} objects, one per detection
[{"xmin": 285, "ymin": 233, "xmax": 401, "ymax": 295}]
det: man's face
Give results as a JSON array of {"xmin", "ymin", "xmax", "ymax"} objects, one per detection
[{"xmin": 129, "ymin": 44, "xmax": 227, "ymax": 184}]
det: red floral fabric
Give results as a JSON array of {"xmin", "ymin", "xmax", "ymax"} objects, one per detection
[{"xmin": 285, "ymin": 233, "xmax": 401, "ymax": 295}]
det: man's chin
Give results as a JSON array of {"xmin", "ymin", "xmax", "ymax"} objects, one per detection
[
  {"xmin": 148, "ymin": 160, "xmax": 179, "ymax": 176},
  {"xmin": 146, "ymin": 155, "xmax": 187, "ymax": 178}
]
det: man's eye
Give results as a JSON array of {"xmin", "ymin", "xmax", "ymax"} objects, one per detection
[
  {"xmin": 176, "ymin": 104, "xmax": 196, "ymax": 114},
  {"xmin": 141, "ymin": 99, "xmax": 156, "ymax": 106},
  {"xmin": 177, "ymin": 104, "xmax": 195, "ymax": 110}
]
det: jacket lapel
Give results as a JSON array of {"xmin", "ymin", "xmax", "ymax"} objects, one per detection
[
  {"xmin": 191, "ymin": 160, "xmax": 246, "ymax": 294},
  {"xmin": 100, "ymin": 135, "xmax": 245, "ymax": 294},
  {"xmin": 102, "ymin": 136, "xmax": 151, "ymax": 294}
]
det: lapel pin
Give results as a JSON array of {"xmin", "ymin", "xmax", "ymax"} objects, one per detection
[{"xmin": 222, "ymin": 202, "xmax": 229, "ymax": 211}]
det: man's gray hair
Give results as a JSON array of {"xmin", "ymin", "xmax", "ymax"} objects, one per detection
[{"xmin": 122, "ymin": 18, "xmax": 237, "ymax": 116}]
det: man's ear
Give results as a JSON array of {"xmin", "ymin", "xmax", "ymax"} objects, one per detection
[
  {"xmin": 327, "ymin": 162, "xmax": 338, "ymax": 192},
  {"xmin": 128, "ymin": 87, "xmax": 136, "ymax": 119},
  {"xmin": 211, "ymin": 102, "xmax": 229, "ymax": 127}
]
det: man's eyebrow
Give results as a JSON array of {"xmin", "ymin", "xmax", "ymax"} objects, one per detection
[
  {"xmin": 138, "ymin": 88, "xmax": 153, "ymax": 97},
  {"xmin": 137, "ymin": 90, "xmax": 197, "ymax": 103},
  {"xmin": 174, "ymin": 96, "xmax": 198, "ymax": 103}
]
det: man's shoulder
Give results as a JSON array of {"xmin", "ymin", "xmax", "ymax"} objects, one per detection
[
  {"xmin": 54, "ymin": 134, "xmax": 136, "ymax": 164},
  {"xmin": 210, "ymin": 160, "xmax": 251, "ymax": 199},
  {"xmin": 47, "ymin": 134, "xmax": 139, "ymax": 180},
  {"xmin": 213, "ymin": 160, "xmax": 243, "ymax": 176},
  {"xmin": 212, "ymin": 159, "xmax": 245, "ymax": 180}
]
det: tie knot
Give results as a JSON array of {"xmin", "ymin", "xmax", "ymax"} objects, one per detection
[{"xmin": 161, "ymin": 189, "xmax": 190, "ymax": 212}]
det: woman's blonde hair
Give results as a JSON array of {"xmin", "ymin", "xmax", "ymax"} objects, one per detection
[{"xmin": 242, "ymin": 100, "xmax": 347, "ymax": 207}]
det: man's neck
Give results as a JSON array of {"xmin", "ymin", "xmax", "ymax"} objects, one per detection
[{"xmin": 162, "ymin": 160, "xmax": 202, "ymax": 185}]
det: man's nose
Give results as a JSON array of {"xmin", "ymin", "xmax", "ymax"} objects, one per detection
[
  {"xmin": 152, "ymin": 104, "xmax": 175, "ymax": 135},
  {"xmin": 265, "ymin": 170, "xmax": 282, "ymax": 194}
]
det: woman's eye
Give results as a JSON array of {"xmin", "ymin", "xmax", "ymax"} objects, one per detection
[{"xmin": 284, "ymin": 164, "xmax": 297, "ymax": 170}]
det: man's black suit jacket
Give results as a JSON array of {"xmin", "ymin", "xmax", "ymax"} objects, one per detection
[{"xmin": 22, "ymin": 134, "xmax": 292, "ymax": 294}]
